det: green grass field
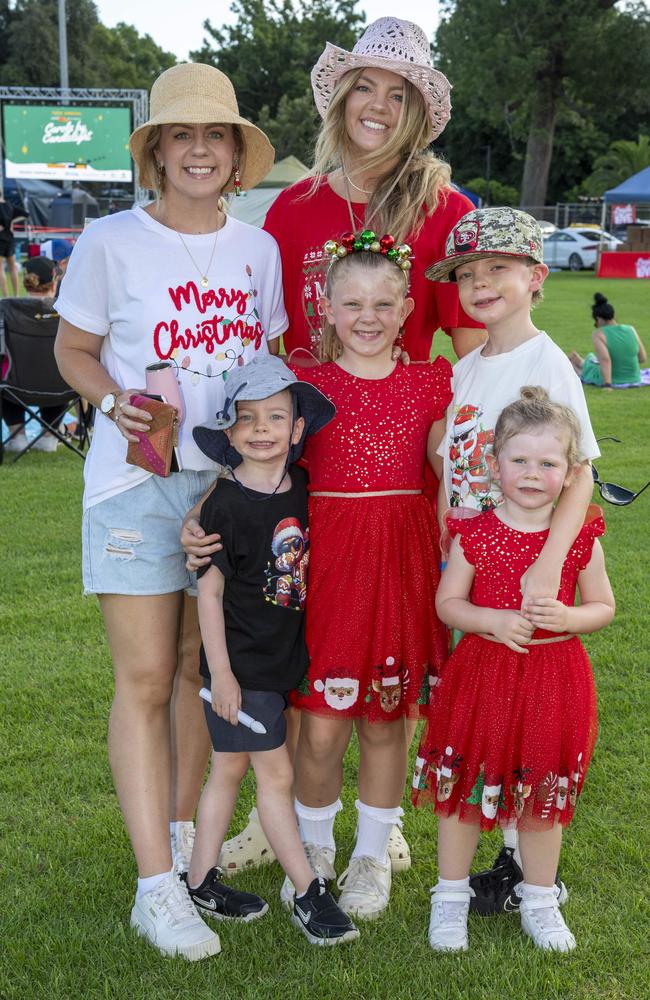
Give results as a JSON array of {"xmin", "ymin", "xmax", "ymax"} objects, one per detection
[{"xmin": 1, "ymin": 272, "xmax": 649, "ymax": 1000}]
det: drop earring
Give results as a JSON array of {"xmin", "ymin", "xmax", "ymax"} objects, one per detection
[{"xmin": 233, "ymin": 159, "xmax": 242, "ymax": 197}]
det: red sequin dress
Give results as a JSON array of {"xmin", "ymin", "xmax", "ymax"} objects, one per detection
[
  {"xmin": 412, "ymin": 507, "xmax": 604, "ymax": 830},
  {"xmin": 291, "ymin": 358, "xmax": 452, "ymax": 722}
]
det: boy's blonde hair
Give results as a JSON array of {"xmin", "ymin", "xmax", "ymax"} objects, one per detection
[
  {"xmin": 307, "ymin": 70, "xmax": 451, "ymax": 243},
  {"xmin": 319, "ymin": 251, "xmax": 409, "ymax": 362},
  {"xmin": 492, "ymin": 386, "xmax": 581, "ymax": 467}
]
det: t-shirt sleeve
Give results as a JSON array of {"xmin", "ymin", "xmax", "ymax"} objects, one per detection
[
  {"xmin": 264, "ymin": 235, "xmax": 289, "ymax": 341},
  {"xmin": 573, "ymin": 504, "xmax": 606, "ymax": 570},
  {"xmin": 550, "ymin": 364, "xmax": 600, "ymax": 461},
  {"xmin": 197, "ymin": 487, "xmax": 237, "ymax": 581},
  {"xmin": 54, "ymin": 223, "xmax": 111, "ymax": 336},
  {"xmin": 428, "ymin": 190, "xmax": 485, "ymax": 333}
]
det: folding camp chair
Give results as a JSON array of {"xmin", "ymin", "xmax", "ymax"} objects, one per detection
[{"xmin": 0, "ymin": 297, "xmax": 91, "ymax": 464}]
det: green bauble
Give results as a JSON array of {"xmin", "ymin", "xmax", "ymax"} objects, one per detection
[
  {"xmin": 353, "ymin": 239, "xmax": 364, "ymax": 252},
  {"xmin": 360, "ymin": 229, "xmax": 376, "ymax": 243},
  {"xmin": 387, "ymin": 248, "xmax": 399, "ymax": 261}
]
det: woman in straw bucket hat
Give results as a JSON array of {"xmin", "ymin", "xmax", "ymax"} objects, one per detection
[
  {"xmin": 54, "ymin": 63, "xmax": 287, "ymax": 960},
  {"xmin": 202, "ymin": 15, "xmax": 486, "ymax": 898},
  {"xmin": 264, "ymin": 16, "xmax": 485, "ymax": 364}
]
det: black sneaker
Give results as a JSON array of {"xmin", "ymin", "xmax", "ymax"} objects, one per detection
[
  {"xmin": 469, "ymin": 847, "xmax": 523, "ymax": 915},
  {"xmin": 182, "ymin": 867, "xmax": 269, "ymax": 922},
  {"xmin": 292, "ymin": 877, "xmax": 360, "ymax": 946}
]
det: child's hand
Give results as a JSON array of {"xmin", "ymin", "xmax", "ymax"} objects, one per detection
[
  {"xmin": 181, "ymin": 517, "xmax": 222, "ymax": 570},
  {"xmin": 525, "ymin": 597, "xmax": 569, "ymax": 633},
  {"xmin": 212, "ymin": 671, "xmax": 241, "ymax": 726},
  {"xmin": 391, "ymin": 344, "xmax": 411, "ymax": 365},
  {"xmin": 519, "ymin": 556, "xmax": 561, "ymax": 615},
  {"xmin": 489, "ymin": 610, "xmax": 535, "ymax": 653}
]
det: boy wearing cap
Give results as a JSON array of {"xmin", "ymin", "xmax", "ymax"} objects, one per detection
[
  {"xmin": 425, "ymin": 207, "xmax": 599, "ymax": 924},
  {"xmin": 185, "ymin": 355, "xmax": 359, "ymax": 948}
]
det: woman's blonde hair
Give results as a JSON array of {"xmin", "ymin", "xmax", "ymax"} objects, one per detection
[
  {"xmin": 308, "ymin": 69, "xmax": 451, "ymax": 243},
  {"xmin": 492, "ymin": 386, "xmax": 582, "ymax": 468},
  {"xmin": 319, "ymin": 251, "xmax": 409, "ymax": 362},
  {"xmin": 143, "ymin": 123, "xmax": 243, "ymax": 207}
]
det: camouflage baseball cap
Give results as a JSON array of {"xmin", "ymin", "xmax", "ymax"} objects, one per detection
[{"xmin": 425, "ymin": 207, "xmax": 544, "ymax": 282}]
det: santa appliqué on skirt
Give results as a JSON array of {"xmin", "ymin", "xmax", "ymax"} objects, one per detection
[
  {"xmin": 290, "ymin": 358, "xmax": 452, "ymax": 722},
  {"xmin": 412, "ymin": 506, "xmax": 605, "ymax": 829}
]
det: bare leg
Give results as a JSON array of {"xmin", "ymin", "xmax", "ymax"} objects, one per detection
[
  {"xmin": 101, "ymin": 591, "xmax": 183, "ymax": 876},
  {"xmin": 6, "ymin": 254, "xmax": 18, "ymax": 296},
  {"xmin": 0, "ymin": 258, "xmax": 8, "ymax": 297},
  {"xmin": 169, "ymin": 593, "xmax": 211, "ymax": 821},
  {"xmin": 294, "ymin": 713, "xmax": 353, "ymax": 808},
  {"xmin": 518, "ymin": 823, "xmax": 563, "ymax": 887},
  {"xmin": 568, "ymin": 350, "xmax": 584, "ymax": 376},
  {"xmin": 437, "ymin": 814, "xmax": 481, "ymax": 880},
  {"xmin": 356, "ymin": 716, "xmax": 407, "ymax": 807},
  {"xmin": 253, "ymin": 744, "xmax": 315, "ymax": 896},
  {"xmin": 285, "ymin": 705, "xmax": 301, "ymax": 763},
  {"xmin": 188, "ymin": 750, "xmax": 249, "ymax": 887}
]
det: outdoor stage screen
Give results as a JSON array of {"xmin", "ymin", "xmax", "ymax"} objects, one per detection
[{"xmin": 2, "ymin": 104, "xmax": 132, "ymax": 181}]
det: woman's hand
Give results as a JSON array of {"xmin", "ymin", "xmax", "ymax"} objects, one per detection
[
  {"xmin": 520, "ymin": 556, "xmax": 561, "ymax": 615},
  {"xmin": 181, "ymin": 516, "xmax": 222, "ymax": 570},
  {"xmin": 488, "ymin": 610, "xmax": 535, "ymax": 653},
  {"xmin": 211, "ymin": 670, "xmax": 241, "ymax": 726},
  {"xmin": 525, "ymin": 597, "xmax": 569, "ymax": 633},
  {"xmin": 113, "ymin": 390, "xmax": 153, "ymax": 442}
]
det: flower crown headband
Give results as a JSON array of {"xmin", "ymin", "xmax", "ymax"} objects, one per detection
[{"xmin": 323, "ymin": 230, "xmax": 414, "ymax": 272}]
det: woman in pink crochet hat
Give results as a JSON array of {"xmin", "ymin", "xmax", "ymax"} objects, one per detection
[{"xmin": 264, "ymin": 16, "xmax": 485, "ymax": 364}]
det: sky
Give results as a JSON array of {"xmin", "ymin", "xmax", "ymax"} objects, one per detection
[{"xmin": 94, "ymin": 1, "xmax": 441, "ymax": 62}]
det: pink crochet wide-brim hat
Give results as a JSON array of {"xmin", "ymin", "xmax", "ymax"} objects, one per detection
[{"xmin": 311, "ymin": 17, "xmax": 452, "ymax": 143}]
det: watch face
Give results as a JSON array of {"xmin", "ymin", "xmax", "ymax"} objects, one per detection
[{"xmin": 101, "ymin": 393, "xmax": 116, "ymax": 414}]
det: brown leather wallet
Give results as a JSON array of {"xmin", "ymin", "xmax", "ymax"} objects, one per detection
[{"xmin": 125, "ymin": 394, "xmax": 179, "ymax": 477}]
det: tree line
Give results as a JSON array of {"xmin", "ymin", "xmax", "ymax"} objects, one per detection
[{"xmin": 2, "ymin": 0, "xmax": 649, "ymax": 205}]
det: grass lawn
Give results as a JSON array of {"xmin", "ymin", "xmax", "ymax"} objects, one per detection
[{"xmin": 1, "ymin": 272, "xmax": 649, "ymax": 999}]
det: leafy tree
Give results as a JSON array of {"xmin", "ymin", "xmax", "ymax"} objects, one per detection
[
  {"xmin": 256, "ymin": 92, "xmax": 320, "ymax": 164},
  {"xmin": 191, "ymin": 0, "xmax": 365, "ymax": 142},
  {"xmin": 435, "ymin": 0, "xmax": 650, "ymax": 207},
  {"xmin": 463, "ymin": 177, "xmax": 519, "ymax": 207},
  {"xmin": 583, "ymin": 135, "xmax": 650, "ymax": 196}
]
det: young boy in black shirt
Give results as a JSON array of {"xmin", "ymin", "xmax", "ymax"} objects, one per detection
[{"xmin": 187, "ymin": 355, "xmax": 358, "ymax": 948}]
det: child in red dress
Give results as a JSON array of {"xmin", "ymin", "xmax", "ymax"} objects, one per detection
[
  {"xmin": 285, "ymin": 233, "xmax": 451, "ymax": 921},
  {"xmin": 413, "ymin": 387, "xmax": 615, "ymax": 953}
]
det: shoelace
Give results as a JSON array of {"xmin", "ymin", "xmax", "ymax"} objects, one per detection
[
  {"xmin": 529, "ymin": 901, "xmax": 567, "ymax": 932},
  {"xmin": 337, "ymin": 857, "xmax": 386, "ymax": 896},
  {"xmin": 151, "ymin": 876, "xmax": 199, "ymax": 928},
  {"xmin": 435, "ymin": 899, "xmax": 468, "ymax": 926}
]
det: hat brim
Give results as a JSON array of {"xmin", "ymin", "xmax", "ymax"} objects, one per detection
[
  {"xmin": 193, "ymin": 381, "xmax": 336, "ymax": 468},
  {"xmin": 129, "ymin": 105, "xmax": 274, "ymax": 193},
  {"xmin": 425, "ymin": 249, "xmax": 537, "ymax": 283},
  {"xmin": 311, "ymin": 42, "xmax": 451, "ymax": 142}
]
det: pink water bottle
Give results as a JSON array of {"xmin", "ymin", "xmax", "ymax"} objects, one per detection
[{"xmin": 145, "ymin": 361, "xmax": 185, "ymax": 423}]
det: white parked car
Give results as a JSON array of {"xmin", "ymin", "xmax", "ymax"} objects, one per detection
[{"xmin": 543, "ymin": 227, "xmax": 622, "ymax": 270}]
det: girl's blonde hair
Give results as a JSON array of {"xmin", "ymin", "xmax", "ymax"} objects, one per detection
[
  {"xmin": 492, "ymin": 386, "xmax": 582, "ymax": 468},
  {"xmin": 308, "ymin": 69, "xmax": 451, "ymax": 243},
  {"xmin": 319, "ymin": 251, "xmax": 409, "ymax": 362}
]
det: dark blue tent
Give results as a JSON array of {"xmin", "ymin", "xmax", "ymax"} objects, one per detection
[{"xmin": 604, "ymin": 166, "xmax": 650, "ymax": 203}]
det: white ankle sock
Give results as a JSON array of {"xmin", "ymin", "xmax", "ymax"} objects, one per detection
[
  {"xmin": 351, "ymin": 800, "xmax": 403, "ymax": 863},
  {"xmin": 436, "ymin": 876, "xmax": 470, "ymax": 892},
  {"xmin": 502, "ymin": 825, "xmax": 523, "ymax": 868},
  {"xmin": 136, "ymin": 869, "xmax": 171, "ymax": 899},
  {"xmin": 294, "ymin": 798, "xmax": 342, "ymax": 851},
  {"xmin": 521, "ymin": 881, "xmax": 555, "ymax": 897}
]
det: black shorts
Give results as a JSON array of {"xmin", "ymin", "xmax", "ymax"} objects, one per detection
[
  {"xmin": 0, "ymin": 234, "xmax": 16, "ymax": 258},
  {"xmin": 202, "ymin": 688, "xmax": 288, "ymax": 753}
]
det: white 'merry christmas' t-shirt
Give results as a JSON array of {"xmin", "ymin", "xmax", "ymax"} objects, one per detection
[
  {"xmin": 438, "ymin": 332, "xmax": 600, "ymax": 510},
  {"xmin": 56, "ymin": 207, "xmax": 287, "ymax": 509}
]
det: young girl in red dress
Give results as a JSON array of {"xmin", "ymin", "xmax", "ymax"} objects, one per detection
[
  {"xmin": 285, "ymin": 232, "xmax": 451, "ymax": 921},
  {"xmin": 413, "ymin": 387, "xmax": 615, "ymax": 954}
]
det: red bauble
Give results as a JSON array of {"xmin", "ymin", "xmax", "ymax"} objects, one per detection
[
  {"xmin": 341, "ymin": 232, "xmax": 356, "ymax": 250},
  {"xmin": 380, "ymin": 235, "xmax": 395, "ymax": 250}
]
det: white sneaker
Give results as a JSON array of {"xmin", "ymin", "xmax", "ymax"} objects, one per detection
[
  {"xmin": 337, "ymin": 856, "xmax": 391, "ymax": 920},
  {"xmin": 4, "ymin": 431, "xmax": 29, "ymax": 453},
  {"xmin": 428, "ymin": 886, "xmax": 471, "ymax": 952},
  {"xmin": 171, "ymin": 822, "xmax": 195, "ymax": 875},
  {"xmin": 280, "ymin": 843, "xmax": 336, "ymax": 910},
  {"xmin": 388, "ymin": 824, "xmax": 411, "ymax": 873},
  {"xmin": 130, "ymin": 871, "xmax": 221, "ymax": 961},
  {"xmin": 520, "ymin": 891, "xmax": 576, "ymax": 952},
  {"xmin": 33, "ymin": 434, "xmax": 59, "ymax": 452}
]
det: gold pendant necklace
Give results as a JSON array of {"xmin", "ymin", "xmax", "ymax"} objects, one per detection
[{"xmin": 177, "ymin": 225, "xmax": 221, "ymax": 288}]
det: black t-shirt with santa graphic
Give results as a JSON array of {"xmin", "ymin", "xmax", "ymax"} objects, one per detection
[{"xmin": 198, "ymin": 465, "xmax": 309, "ymax": 691}]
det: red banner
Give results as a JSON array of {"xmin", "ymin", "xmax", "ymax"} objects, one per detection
[{"xmin": 598, "ymin": 252, "xmax": 650, "ymax": 278}]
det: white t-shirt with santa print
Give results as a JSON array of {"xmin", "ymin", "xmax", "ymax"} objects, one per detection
[
  {"xmin": 438, "ymin": 332, "xmax": 600, "ymax": 510},
  {"xmin": 56, "ymin": 207, "xmax": 287, "ymax": 509}
]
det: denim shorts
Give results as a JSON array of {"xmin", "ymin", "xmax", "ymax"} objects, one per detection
[{"xmin": 82, "ymin": 470, "xmax": 215, "ymax": 595}]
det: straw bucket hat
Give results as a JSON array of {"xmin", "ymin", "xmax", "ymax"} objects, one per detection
[
  {"xmin": 311, "ymin": 18, "xmax": 452, "ymax": 142},
  {"xmin": 129, "ymin": 63, "xmax": 275, "ymax": 193}
]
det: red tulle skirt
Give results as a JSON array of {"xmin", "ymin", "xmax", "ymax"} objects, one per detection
[
  {"xmin": 412, "ymin": 634, "xmax": 598, "ymax": 830},
  {"xmin": 291, "ymin": 493, "xmax": 448, "ymax": 722}
]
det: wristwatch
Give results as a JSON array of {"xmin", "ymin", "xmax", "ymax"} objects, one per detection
[{"xmin": 100, "ymin": 392, "xmax": 117, "ymax": 418}]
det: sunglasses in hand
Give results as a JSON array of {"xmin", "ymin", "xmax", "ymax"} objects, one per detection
[{"xmin": 592, "ymin": 439, "xmax": 649, "ymax": 506}]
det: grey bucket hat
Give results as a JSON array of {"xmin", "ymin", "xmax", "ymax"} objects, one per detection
[
  {"xmin": 425, "ymin": 207, "xmax": 544, "ymax": 282},
  {"xmin": 193, "ymin": 355, "xmax": 336, "ymax": 468}
]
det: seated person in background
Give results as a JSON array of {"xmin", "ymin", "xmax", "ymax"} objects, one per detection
[
  {"xmin": 0, "ymin": 194, "xmax": 25, "ymax": 297},
  {"xmin": 569, "ymin": 292, "xmax": 647, "ymax": 389},
  {"xmin": 3, "ymin": 256, "xmax": 66, "ymax": 453}
]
